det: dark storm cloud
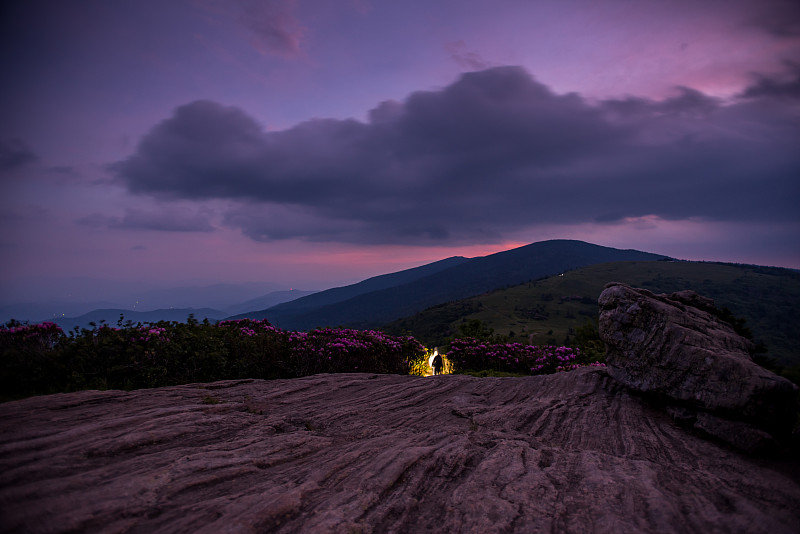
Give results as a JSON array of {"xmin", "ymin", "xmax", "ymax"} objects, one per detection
[
  {"xmin": 745, "ymin": 0, "xmax": 800, "ymax": 37},
  {"xmin": 78, "ymin": 208, "xmax": 215, "ymax": 233},
  {"xmin": 47, "ymin": 166, "xmax": 77, "ymax": 175},
  {"xmin": 113, "ymin": 66, "xmax": 800, "ymax": 245},
  {"xmin": 0, "ymin": 138, "xmax": 37, "ymax": 172},
  {"xmin": 740, "ymin": 62, "xmax": 800, "ymax": 100}
]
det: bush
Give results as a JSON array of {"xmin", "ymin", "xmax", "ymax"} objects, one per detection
[
  {"xmin": 0, "ymin": 321, "xmax": 65, "ymax": 399},
  {"xmin": 447, "ymin": 337, "xmax": 605, "ymax": 375},
  {"xmin": 286, "ymin": 328, "xmax": 423, "ymax": 376},
  {"xmin": 0, "ymin": 319, "xmax": 426, "ymax": 400}
]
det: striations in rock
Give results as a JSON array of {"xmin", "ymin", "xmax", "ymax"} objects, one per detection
[
  {"xmin": 1, "ymin": 370, "xmax": 799, "ymax": 533},
  {"xmin": 598, "ymin": 282, "xmax": 798, "ymax": 453}
]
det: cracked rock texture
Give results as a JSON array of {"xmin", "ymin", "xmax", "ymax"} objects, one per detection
[
  {"xmin": 1, "ymin": 369, "xmax": 799, "ymax": 533},
  {"xmin": 598, "ymin": 282, "xmax": 798, "ymax": 452}
]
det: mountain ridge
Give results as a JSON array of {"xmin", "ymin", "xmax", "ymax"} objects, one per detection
[
  {"xmin": 223, "ymin": 289, "xmax": 318, "ymax": 315},
  {"xmin": 256, "ymin": 255, "xmax": 471, "ymax": 316},
  {"xmin": 234, "ymin": 240, "xmax": 669, "ymax": 330}
]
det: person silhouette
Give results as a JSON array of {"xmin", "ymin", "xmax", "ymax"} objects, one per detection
[{"xmin": 432, "ymin": 348, "xmax": 443, "ymax": 376}]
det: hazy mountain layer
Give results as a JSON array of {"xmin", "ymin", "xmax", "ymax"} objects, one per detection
[{"xmin": 54, "ymin": 308, "xmax": 227, "ymax": 332}]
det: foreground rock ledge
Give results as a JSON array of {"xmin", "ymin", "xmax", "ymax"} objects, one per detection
[{"xmin": 1, "ymin": 370, "xmax": 799, "ymax": 533}]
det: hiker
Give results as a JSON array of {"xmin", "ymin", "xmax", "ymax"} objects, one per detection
[{"xmin": 432, "ymin": 349, "xmax": 443, "ymax": 376}]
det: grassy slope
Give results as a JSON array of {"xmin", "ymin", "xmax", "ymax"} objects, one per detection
[{"xmin": 385, "ymin": 261, "xmax": 800, "ymax": 366}]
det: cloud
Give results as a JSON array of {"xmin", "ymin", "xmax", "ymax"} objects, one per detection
[
  {"xmin": 445, "ymin": 41, "xmax": 492, "ymax": 71},
  {"xmin": 739, "ymin": 61, "xmax": 800, "ymax": 100},
  {"xmin": 47, "ymin": 166, "xmax": 78, "ymax": 175},
  {"xmin": 197, "ymin": 0, "xmax": 305, "ymax": 58},
  {"xmin": 112, "ymin": 65, "xmax": 800, "ymax": 245},
  {"xmin": 744, "ymin": 0, "xmax": 800, "ymax": 37},
  {"xmin": 239, "ymin": 0, "xmax": 305, "ymax": 58},
  {"xmin": 77, "ymin": 207, "xmax": 215, "ymax": 233},
  {"xmin": 0, "ymin": 138, "xmax": 37, "ymax": 172},
  {"xmin": 111, "ymin": 100, "xmax": 268, "ymax": 200}
]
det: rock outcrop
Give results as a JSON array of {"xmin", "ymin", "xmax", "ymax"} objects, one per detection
[
  {"xmin": 598, "ymin": 282, "xmax": 798, "ymax": 452},
  {"xmin": 1, "ymin": 370, "xmax": 799, "ymax": 533}
]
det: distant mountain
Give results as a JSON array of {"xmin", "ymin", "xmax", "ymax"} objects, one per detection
[
  {"xmin": 228, "ymin": 255, "xmax": 471, "ymax": 323},
  {"xmin": 1, "ymin": 281, "xmax": 289, "ymax": 325},
  {"xmin": 233, "ymin": 240, "xmax": 669, "ymax": 330},
  {"xmin": 54, "ymin": 308, "xmax": 227, "ymax": 332},
  {"xmin": 224, "ymin": 289, "xmax": 318, "ymax": 315},
  {"xmin": 1, "ymin": 301, "xmax": 124, "ymax": 324},
  {"xmin": 132, "ymin": 282, "xmax": 285, "ymax": 311}
]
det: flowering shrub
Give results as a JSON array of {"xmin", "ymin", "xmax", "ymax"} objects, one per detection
[
  {"xmin": 0, "ymin": 321, "xmax": 65, "ymax": 397},
  {"xmin": 287, "ymin": 328, "xmax": 423, "ymax": 376},
  {"xmin": 0, "ymin": 319, "xmax": 425, "ymax": 399},
  {"xmin": 132, "ymin": 326, "xmax": 169, "ymax": 343},
  {"xmin": 0, "ymin": 318, "xmax": 606, "ymax": 400},
  {"xmin": 448, "ymin": 337, "xmax": 605, "ymax": 375},
  {"xmin": 0, "ymin": 321, "xmax": 63, "ymax": 346},
  {"xmin": 215, "ymin": 319, "xmax": 289, "ymax": 379}
]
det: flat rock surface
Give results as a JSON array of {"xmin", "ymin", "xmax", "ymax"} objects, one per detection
[{"xmin": 1, "ymin": 369, "xmax": 799, "ymax": 533}]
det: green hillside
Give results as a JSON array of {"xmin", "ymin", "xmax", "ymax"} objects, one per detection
[{"xmin": 384, "ymin": 261, "xmax": 800, "ymax": 367}]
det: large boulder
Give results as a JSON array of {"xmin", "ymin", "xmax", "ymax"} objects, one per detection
[{"xmin": 598, "ymin": 282, "xmax": 797, "ymax": 452}]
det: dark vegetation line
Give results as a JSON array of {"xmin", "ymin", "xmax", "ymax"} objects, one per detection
[
  {"xmin": 0, "ymin": 318, "xmax": 421, "ymax": 401},
  {"xmin": 0, "ymin": 316, "xmax": 607, "ymax": 402}
]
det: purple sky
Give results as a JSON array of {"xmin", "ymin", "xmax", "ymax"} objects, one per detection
[{"xmin": 1, "ymin": 0, "xmax": 799, "ymax": 303}]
